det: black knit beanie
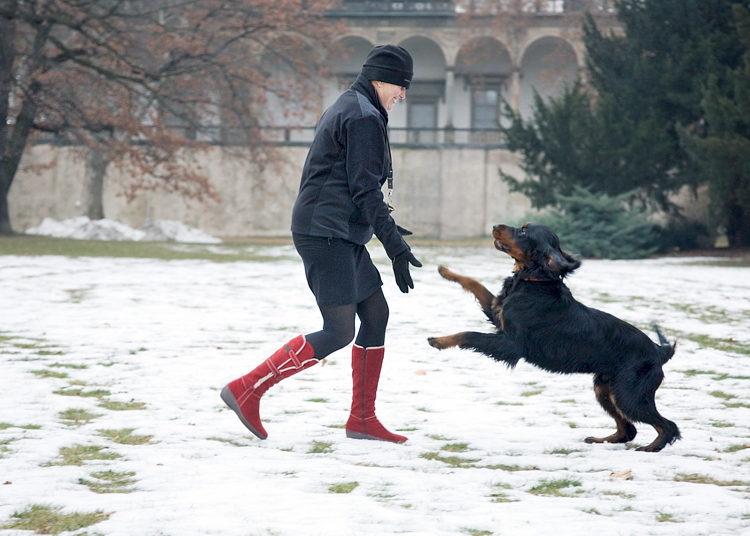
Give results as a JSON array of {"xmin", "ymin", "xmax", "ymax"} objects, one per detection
[{"xmin": 361, "ymin": 45, "xmax": 413, "ymax": 89}]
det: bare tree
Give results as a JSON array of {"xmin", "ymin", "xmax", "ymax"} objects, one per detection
[{"xmin": 0, "ymin": 0, "xmax": 339, "ymax": 234}]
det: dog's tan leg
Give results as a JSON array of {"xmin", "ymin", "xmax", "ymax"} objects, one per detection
[
  {"xmin": 427, "ymin": 332, "xmax": 468, "ymax": 350},
  {"xmin": 585, "ymin": 383, "xmax": 637, "ymax": 445},
  {"xmin": 437, "ymin": 266, "xmax": 495, "ymax": 315}
]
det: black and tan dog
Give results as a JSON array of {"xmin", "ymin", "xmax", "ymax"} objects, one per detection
[{"xmin": 428, "ymin": 223, "xmax": 680, "ymax": 452}]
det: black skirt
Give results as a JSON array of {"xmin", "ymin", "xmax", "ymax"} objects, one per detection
[{"xmin": 293, "ymin": 233, "xmax": 383, "ymax": 307}]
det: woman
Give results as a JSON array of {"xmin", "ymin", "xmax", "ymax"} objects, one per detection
[{"xmin": 221, "ymin": 45, "xmax": 421, "ymax": 443}]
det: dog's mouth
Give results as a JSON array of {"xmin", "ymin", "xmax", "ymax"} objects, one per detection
[
  {"xmin": 492, "ymin": 225, "xmax": 515, "ymax": 254},
  {"xmin": 494, "ymin": 239, "xmax": 511, "ymax": 253}
]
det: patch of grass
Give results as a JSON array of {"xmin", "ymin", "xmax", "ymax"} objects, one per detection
[
  {"xmin": 48, "ymin": 362, "xmax": 88, "ymax": 369},
  {"xmin": 484, "ymin": 464, "xmax": 539, "ymax": 471},
  {"xmin": 0, "ymin": 234, "xmax": 299, "ymax": 262},
  {"xmin": 30, "ymin": 369, "xmax": 69, "ymax": 379},
  {"xmin": 495, "ymin": 401, "xmax": 523, "ymax": 406},
  {"xmin": 1, "ymin": 438, "xmax": 15, "ymax": 458},
  {"xmin": 550, "ymin": 448, "xmax": 580, "ymax": 455},
  {"xmin": 520, "ymin": 389, "xmax": 544, "ymax": 397},
  {"xmin": 528, "ymin": 478, "xmax": 582, "ymax": 496},
  {"xmin": 306, "ymin": 398, "xmax": 328, "ymax": 403},
  {"xmin": 11, "ymin": 340, "xmax": 63, "ymax": 355},
  {"xmin": 0, "ymin": 504, "xmax": 111, "ymax": 534},
  {"xmin": 724, "ymin": 443, "xmax": 750, "ymax": 453},
  {"xmin": 98, "ymin": 428, "xmax": 152, "ymax": 445},
  {"xmin": 329, "ymin": 481, "xmax": 358, "ymax": 494},
  {"xmin": 53, "ymin": 388, "xmax": 110, "ymax": 398},
  {"xmin": 428, "ymin": 434, "xmax": 454, "ymax": 441},
  {"xmin": 656, "ymin": 511, "xmax": 680, "ymax": 523},
  {"xmin": 673, "ymin": 474, "xmax": 749, "ymax": 487},
  {"xmin": 325, "ymin": 424, "xmax": 346, "ymax": 429},
  {"xmin": 420, "ymin": 452, "xmax": 480, "ymax": 468},
  {"xmin": 441, "ymin": 442, "xmax": 471, "ymax": 453},
  {"xmin": 603, "ymin": 491, "xmax": 636, "ymax": 499},
  {"xmin": 462, "ymin": 530, "xmax": 493, "ymax": 536},
  {"xmin": 308, "ymin": 441, "xmax": 333, "ymax": 454},
  {"xmin": 207, "ymin": 437, "xmax": 248, "ymax": 447},
  {"xmin": 488, "ymin": 483, "xmax": 515, "ymax": 503},
  {"xmin": 724, "ymin": 402, "xmax": 750, "ymax": 409},
  {"xmin": 46, "ymin": 444, "xmax": 121, "ymax": 466},
  {"xmin": 681, "ymin": 369, "xmax": 716, "ymax": 377},
  {"xmin": 711, "ymin": 421, "xmax": 734, "ymax": 428},
  {"xmin": 79, "ymin": 470, "xmax": 136, "ymax": 494},
  {"xmin": 678, "ymin": 333, "xmax": 750, "ymax": 356},
  {"xmin": 0, "ymin": 423, "xmax": 41, "ymax": 430},
  {"xmin": 712, "ymin": 373, "xmax": 750, "ymax": 381},
  {"xmin": 710, "ymin": 390, "xmax": 736, "ymax": 400},
  {"xmin": 58, "ymin": 408, "xmax": 103, "ymax": 426},
  {"xmin": 97, "ymin": 399, "xmax": 146, "ymax": 411}
]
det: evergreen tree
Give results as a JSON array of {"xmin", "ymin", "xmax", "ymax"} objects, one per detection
[
  {"xmin": 534, "ymin": 187, "xmax": 659, "ymax": 259},
  {"xmin": 502, "ymin": 0, "xmax": 750, "ymax": 247},
  {"xmin": 682, "ymin": 4, "xmax": 750, "ymax": 246}
]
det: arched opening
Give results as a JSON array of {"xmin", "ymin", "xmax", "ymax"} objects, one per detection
[
  {"xmin": 519, "ymin": 36, "xmax": 578, "ymax": 119},
  {"xmin": 456, "ymin": 37, "xmax": 512, "ymax": 140},
  {"xmin": 398, "ymin": 36, "xmax": 446, "ymax": 143}
]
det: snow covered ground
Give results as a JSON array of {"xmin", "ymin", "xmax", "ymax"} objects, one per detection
[{"xmin": 1, "ymin": 243, "xmax": 749, "ymax": 536}]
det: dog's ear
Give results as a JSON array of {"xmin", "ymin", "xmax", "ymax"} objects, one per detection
[{"xmin": 546, "ymin": 249, "xmax": 581, "ymax": 275}]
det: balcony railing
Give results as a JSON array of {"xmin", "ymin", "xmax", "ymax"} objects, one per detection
[
  {"xmin": 33, "ymin": 126, "xmax": 507, "ymax": 147},
  {"xmin": 256, "ymin": 126, "xmax": 506, "ymax": 147}
]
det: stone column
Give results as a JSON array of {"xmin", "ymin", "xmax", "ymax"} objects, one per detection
[
  {"xmin": 510, "ymin": 67, "xmax": 522, "ymax": 112},
  {"xmin": 444, "ymin": 66, "xmax": 455, "ymax": 143}
]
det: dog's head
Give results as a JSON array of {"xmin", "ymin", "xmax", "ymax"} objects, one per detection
[{"xmin": 492, "ymin": 223, "xmax": 581, "ymax": 278}]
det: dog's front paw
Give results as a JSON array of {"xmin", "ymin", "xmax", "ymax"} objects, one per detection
[
  {"xmin": 437, "ymin": 265, "xmax": 458, "ymax": 282},
  {"xmin": 427, "ymin": 337, "xmax": 447, "ymax": 350},
  {"xmin": 428, "ymin": 334, "xmax": 466, "ymax": 350}
]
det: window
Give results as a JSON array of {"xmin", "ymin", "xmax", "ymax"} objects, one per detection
[
  {"xmin": 471, "ymin": 88, "xmax": 502, "ymax": 143},
  {"xmin": 408, "ymin": 100, "xmax": 437, "ymax": 143},
  {"xmin": 472, "ymin": 89, "xmax": 499, "ymax": 130}
]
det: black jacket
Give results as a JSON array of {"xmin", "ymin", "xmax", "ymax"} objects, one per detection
[{"xmin": 291, "ymin": 75, "xmax": 408, "ymax": 260}]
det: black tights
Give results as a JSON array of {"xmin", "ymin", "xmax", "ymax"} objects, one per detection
[{"xmin": 305, "ymin": 288, "xmax": 389, "ymax": 360}]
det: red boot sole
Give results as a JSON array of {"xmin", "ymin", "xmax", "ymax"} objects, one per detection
[
  {"xmin": 220, "ymin": 385, "xmax": 267, "ymax": 440},
  {"xmin": 345, "ymin": 429, "xmax": 407, "ymax": 443}
]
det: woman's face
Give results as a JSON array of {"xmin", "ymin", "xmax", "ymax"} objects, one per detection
[{"xmin": 373, "ymin": 81, "xmax": 406, "ymax": 111}]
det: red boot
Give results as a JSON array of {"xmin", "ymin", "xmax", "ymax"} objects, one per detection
[
  {"xmin": 221, "ymin": 335, "xmax": 317, "ymax": 439},
  {"xmin": 345, "ymin": 344, "xmax": 407, "ymax": 443}
]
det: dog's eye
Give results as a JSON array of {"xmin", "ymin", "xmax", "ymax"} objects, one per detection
[{"xmin": 519, "ymin": 228, "xmax": 526, "ymax": 236}]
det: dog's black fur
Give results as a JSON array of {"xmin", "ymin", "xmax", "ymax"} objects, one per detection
[{"xmin": 428, "ymin": 222, "xmax": 680, "ymax": 452}]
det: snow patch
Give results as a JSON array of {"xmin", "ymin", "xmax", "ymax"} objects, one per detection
[{"xmin": 25, "ymin": 217, "xmax": 221, "ymax": 243}]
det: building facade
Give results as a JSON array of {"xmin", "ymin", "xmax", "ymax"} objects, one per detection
[{"xmin": 10, "ymin": 1, "xmax": 621, "ymax": 239}]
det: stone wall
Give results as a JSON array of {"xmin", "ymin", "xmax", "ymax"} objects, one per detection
[{"xmin": 9, "ymin": 144, "xmax": 534, "ymax": 239}]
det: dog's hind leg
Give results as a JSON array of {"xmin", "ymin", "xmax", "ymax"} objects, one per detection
[
  {"xmin": 634, "ymin": 418, "xmax": 680, "ymax": 452},
  {"xmin": 585, "ymin": 376, "xmax": 637, "ymax": 445},
  {"xmin": 437, "ymin": 266, "xmax": 496, "ymax": 321},
  {"xmin": 612, "ymin": 368, "xmax": 681, "ymax": 452}
]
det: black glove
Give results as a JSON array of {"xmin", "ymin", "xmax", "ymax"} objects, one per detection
[
  {"xmin": 396, "ymin": 225, "xmax": 412, "ymax": 236},
  {"xmin": 392, "ymin": 250, "xmax": 422, "ymax": 293}
]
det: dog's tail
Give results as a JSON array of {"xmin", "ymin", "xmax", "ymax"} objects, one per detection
[{"xmin": 652, "ymin": 323, "xmax": 677, "ymax": 365}]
